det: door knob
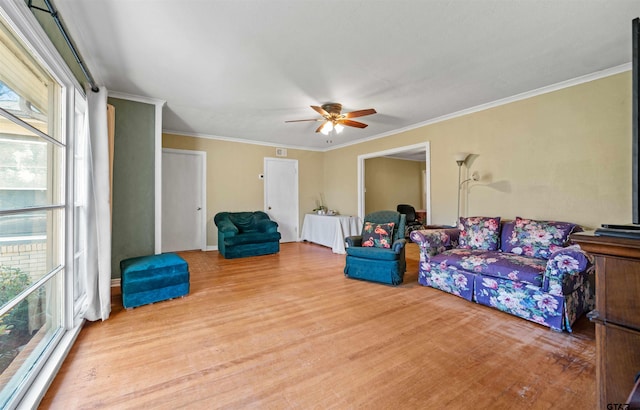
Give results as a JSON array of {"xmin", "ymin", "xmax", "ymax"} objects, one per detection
[
  {"xmin": 268, "ymin": 206, "xmax": 272, "ymax": 210},
  {"xmin": 197, "ymin": 207, "xmax": 202, "ymax": 211}
]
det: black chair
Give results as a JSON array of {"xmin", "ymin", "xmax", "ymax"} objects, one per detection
[{"xmin": 396, "ymin": 204, "xmax": 423, "ymax": 238}]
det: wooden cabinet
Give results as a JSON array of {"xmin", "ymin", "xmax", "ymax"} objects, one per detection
[{"xmin": 571, "ymin": 232, "xmax": 640, "ymax": 408}]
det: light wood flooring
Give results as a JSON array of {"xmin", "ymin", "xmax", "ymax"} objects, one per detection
[{"xmin": 39, "ymin": 242, "xmax": 596, "ymax": 409}]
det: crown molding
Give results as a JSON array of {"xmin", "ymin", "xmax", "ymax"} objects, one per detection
[
  {"xmin": 162, "ymin": 129, "xmax": 326, "ymax": 152},
  {"xmin": 327, "ymin": 63, "xmax": 631, "ymax": 152},
  {"xmin": 162, "ymin": 63, "xmax": 629, "ymax": 153},
  {"xmin": 107, "ymin": 91, "xmax": 166, "ymax": 108}
]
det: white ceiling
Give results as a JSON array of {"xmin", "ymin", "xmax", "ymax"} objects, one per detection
[{"xmin": 54, "ymin": 0, "xmax": 640, "ymax": 151}]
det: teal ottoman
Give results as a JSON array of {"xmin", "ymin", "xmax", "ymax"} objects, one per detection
[{"xmin": 120, "ymin": 253, "xmax": 190, "ymax": 309}]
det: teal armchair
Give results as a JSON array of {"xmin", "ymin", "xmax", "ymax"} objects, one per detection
[
  {"xmin": 344, "ymin": 210, "xmax": 407, "ymax": 285},
  {"xmin": 214, "ymin": 211, "xmax": 281, "ymax": 259}
]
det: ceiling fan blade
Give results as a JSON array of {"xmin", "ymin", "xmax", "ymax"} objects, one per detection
[
  {"xmin": 343, "ymin": 108, "xmax": 376, "ymax": 118},
  {"xmin": 339, "ymin": 119, "xmax": 368, "ymax": 129},
  {"xmin": 311, "ymin": 105, "xmax": 330, "ymax": 117},
  {"xmin": 284, "ymin": 119, "xmax": 323, "ymax": 123},
  {"xmin": 315, "ymin": 122, "xmax": 327, "ymax": 133}
]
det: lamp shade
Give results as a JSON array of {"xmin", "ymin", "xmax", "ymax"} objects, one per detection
[{"xmin": 454, "ymin": 152, "xmax": 469, "ymax": 165}]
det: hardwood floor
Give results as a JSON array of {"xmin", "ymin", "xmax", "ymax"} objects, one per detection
[{"xmin": 39, "ymin": 242, "xmax": 596, "ymax": 409}]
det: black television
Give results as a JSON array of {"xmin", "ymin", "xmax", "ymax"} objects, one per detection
[
  {"xmin": 596, "ymin": 17, "xmax": 640, "ymax": 238},
  {"xmin": 633, "ymin": 17, "xmax": 640, "ymax": 225}
]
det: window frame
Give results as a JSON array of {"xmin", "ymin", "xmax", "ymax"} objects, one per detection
[
  {"xmin": 70, "ymin": 88, "xmax": 88, "ymax": 327},
  {"xmin": 0, "ymin": 1, "xmax": 89, "ymax": 407}
]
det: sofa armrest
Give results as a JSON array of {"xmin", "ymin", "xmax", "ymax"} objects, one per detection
[
  {"xmin": 409, "ymin": 228, "xmax": 460, "ymax": 260},
  {"xmin": 543, "ymin": 245, "xmax": 593, "ymax": 295},
  {"xmin": 216, "ymin": 219, "xmax": 239, "ymax": 236},
  {"xmin": 345, "ymin": 235, "xmax": 362, "ymax": 248},
  {"xmin": 256, "ymin": 219, "xmax": 279, "ymax": 233},
  {"xmin": 391, "ymin": 238, "xmax": 407, "ymax": 254}
]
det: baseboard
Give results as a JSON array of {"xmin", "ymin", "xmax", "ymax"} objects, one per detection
[{"xmin": 110, "ymin": 247, "xmax": 218, "ymax": 289}]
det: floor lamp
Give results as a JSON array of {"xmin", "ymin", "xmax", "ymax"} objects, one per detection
[{"xmin": 454, "ymin": 153, "xmax": 470, "ymax": 225}]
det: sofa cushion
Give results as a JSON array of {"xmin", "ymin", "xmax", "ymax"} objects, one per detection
[
  {"xmin": 430, "ymin": 248, "xmax": 546, "ymax": 287},
  {"xmin": 346, "ymin": 246, "xmax": 400, "ymax": 261},
  {"xmin": 474, "ymin": 275, "xmax": 565, "ymax": 331},
  {"xmin": 228, "ymin": 212, "xmax": 262, "ymax": 233},
  {"xmin": 224, "ymin": 231, "xmax": 282, "ymax": 246},
  {"xmin": 419, "ymin": 263, "xmax": 475, "ymax": 301},
  {"xmin": 501, "ymin": 217, "xmax": 577, "ymax": 259},
  {"xmin": 362, "ymin": 222, "xmax": 395, "ymax": 248},
  {"xmin": 457, "ymin": 216, "xmax": 501, "ymax": 250}
]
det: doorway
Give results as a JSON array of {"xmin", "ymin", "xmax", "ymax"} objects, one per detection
[
  {"xmin": 264, "ymin": 157, "xmax": 299, "ymax": 242},
  {"xmin": 161, "ymin": 148, "xmax": 207, "ymax": 252},
  {"xmin": 358, "ymin": 142, "xmax": 431, "ymax": 223}
]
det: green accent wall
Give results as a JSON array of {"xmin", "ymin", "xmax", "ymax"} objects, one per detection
[{"xmin": 109, "ymin": 97, "xmax": 155, "ymax": 279}]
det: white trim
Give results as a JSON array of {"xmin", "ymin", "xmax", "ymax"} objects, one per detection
[
  {"xmin": 110, "ymin": 248, "xmax": 219, "ymax": 261},
  {"xmin": 68, "ymin": 88, "xmax": 86, "ymax": 328},
  {"xmin": 162, "ymin": 148, "xmax": 208, "ymax": 252},
  {"xmin": 330, "ymin": 63, "xmax": 631, "ymax": 152},
  {"xmin": 164, "ymin": 64, "xmax": 630, "ymax": 154},
  {"xmin": 357, "ymin": 142, "xmax": 431, "ymax": 224},
  {"xmin": 107, "ymin": 91, "xmax": 166, "ymax": 254},
  {"xmin": 154, "ymin": 100, "xmax": 165, "ymax": 254},
  {"xmin": 107, "ymin": 91, "xmax": 165, "ymax": 107},
  {"xmin": 111, "ymin": 278, "xmax": 121, "ymax": 288},
  {"xmin": 163, "ymin": 128, "xmax": 326, "ymax": 152}
]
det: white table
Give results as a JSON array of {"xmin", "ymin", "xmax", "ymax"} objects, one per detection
[{"xmin": 300, "ymin": 214, "xmax": 361, "ymax": 254}]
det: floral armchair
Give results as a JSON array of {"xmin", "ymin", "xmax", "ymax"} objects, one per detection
[{"xmin": 409, "ymin": 217, "xmax": 595, "ymax": 332}]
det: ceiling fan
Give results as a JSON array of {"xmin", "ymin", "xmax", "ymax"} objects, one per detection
[{"xmin": 285, "ymin": 103, "xmax": 376, "ymax": 135}]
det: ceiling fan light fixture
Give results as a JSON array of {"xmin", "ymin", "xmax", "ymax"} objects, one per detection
[
  {"xmin": 320, "ymin": 121, "xmax": 333, "ymax": 135},
  {"xmin": 286, "ymin": 102, "xmax": 376, "ymax": 134}
]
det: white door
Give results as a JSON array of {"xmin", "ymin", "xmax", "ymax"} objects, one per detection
[
  {"xmin": 264, "ymin": 157, "xmax": 298, "ymax": 242},
  {"xmin": 162, "ymin": 149, "xmax": 206, "ymax": 252}
]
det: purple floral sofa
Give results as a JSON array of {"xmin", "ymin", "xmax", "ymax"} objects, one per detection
[{"xmin": 409, "ymin": 216, "xmax": 595, "ymax": 332}]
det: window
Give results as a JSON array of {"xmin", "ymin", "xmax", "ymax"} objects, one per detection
[{"xmin": 0, "ymin": 7, "xmax": 87, "ymax": 407}]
